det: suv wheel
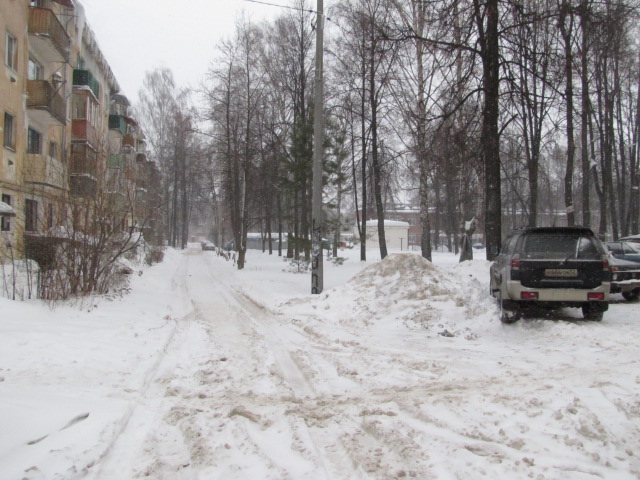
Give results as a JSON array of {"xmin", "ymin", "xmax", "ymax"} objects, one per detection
[
  {"xmin": 622, "ymin": 288, "xmax": 640, "ymax": 302},
  {"xmin": 498, "ymin": 288, "xmax": 521, "ymax": 324},
  {"xmin": 582, "ymin": 303, "xmax": 605, "ymax": 321}
]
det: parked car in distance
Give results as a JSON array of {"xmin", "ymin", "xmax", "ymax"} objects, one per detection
[
  {"xmin": 608, "ymin": 256, "xmax": 640, "ymax": 301},
  {"xmin": 605, "ymin": 241, "xmax": 640, "ymax": 263},
  {"xmin": 490, "ymin": 226, "xmax": 611, "ymax": 323},
  {"xmin": 619, "ymin": 234, "xmax": 640, "ymax": 245},
  {"xmin": 201, "ymin": 241, "xmax": 216, "ymax": 251}
]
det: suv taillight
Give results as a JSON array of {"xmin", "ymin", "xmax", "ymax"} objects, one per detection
[
  {"xmin": 601, "ymin": 255, "xmax": 610, "ymax": 272},
  {"xmin": 510, "ymin": 255, "xmax": 521, "ymax": 281}
]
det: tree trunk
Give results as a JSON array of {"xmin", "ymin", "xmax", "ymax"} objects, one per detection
[
  {"xmin": 628, "ymin": 51, "xmax": 640, "ymax": 234},
  {"xmin": 419, "ymin": 162, "xmax": 432, "ymax": 261},
  {"xmin": 414, "ymin": 2, "xmax": 432, "ymax": 261},
  {"xmin": 559, "ymin": 4, "xmax": 576, "ymax": 227},
  {"xmin": 580, "ymin": 6, "xmax": 591, "ymax": 227},
  {"xmin": 475, "ymin": 0, "xmax": 501, "ymax": 260},
  {"xmin": 360, "ymin": 55, "xmax": 368, "ymax": 262}
]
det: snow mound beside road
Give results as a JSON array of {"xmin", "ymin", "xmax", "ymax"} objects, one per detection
[{"xmin": 285, "ymin": 253, "xmax": 496, "ymax": 337}]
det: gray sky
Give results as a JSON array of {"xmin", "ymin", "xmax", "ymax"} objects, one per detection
[{"xmin": 80, "ymin": 0, "xmax": 280, "ymax": 99}]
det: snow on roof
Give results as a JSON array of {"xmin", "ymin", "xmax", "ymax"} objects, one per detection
[
  {"xmin": 365, "ymin": 219, "xmax": 410, "ymax": 228},
  {"xmin": 386, "ymin": 207, "xmax": 419, "ymax": 213},
  {"xmin": 0, "ymin": 202, "xmax": 15, "ymax": 216},
  {"xmin": 247, "ymin": 232, "xmax": 283, "ymax": 239}
]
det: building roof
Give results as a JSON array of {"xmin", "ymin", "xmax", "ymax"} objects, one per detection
[{"xmin": 365, "ymin": 219, "xmax": 410, "ymax": 228}]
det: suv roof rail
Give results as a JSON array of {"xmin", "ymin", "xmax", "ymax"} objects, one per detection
[{"xmin": 515, "ymin": 226, "xmax": 595, "ymax": 233}]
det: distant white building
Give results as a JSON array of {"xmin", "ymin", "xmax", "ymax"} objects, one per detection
[
  {"xmin": 357, "ymin": 220, "xmax": 411, "ymax": 250},
  {"xmin": 246, "ymin": 232, "xmax": 287, "ymax": 250}
]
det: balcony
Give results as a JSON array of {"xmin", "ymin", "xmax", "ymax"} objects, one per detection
[
  {"xmin": 72, "ymin": 119, "xmax": 98, "ymax": 146},
  {"xmin": 69, "ymin": 143, "xmax": 97, "ymax": 197},
  {"xmin": 24, "ymin": 154, "xmax": 47, "ymax": 185},
  {"xmin": 122, "ymin": 134, "xmax": 135, "ymax": 150},
  {"xmin": 23, "ymin": 154, "xmax": 66, "ymax": 190},
  {"xmin": 27, "ymin": 80, "xmax": 67, "ymax": 125},
  {"xmin": 106, "ymin": 166, "xmax": 123, "ymax": 193},
  {"xmin": 136, "ymin": 137, "xmax": 147, "ymax": 155},
  {"xmin": 110, "ymin": 93, "xmax": 131, "ymax": 117},
  {"xmin": 108, "ymin": 154, "xmax": 124, "ymax": 169},
  {"xmin": 108, "ymin": 115, "xmax": 127, "ymax": 136},
  {"xmin": 70, "ymin": 143, "xmax": 97, "ymax": 176},
  {"xmin": 24, "ymin": 233, "xmax": 63, "ymax": 271},
  {"xmin": 135, "ymin": 187, "xmax": 148, "ymax": 205},
  {"xmin": 28, "ymin": 7, "xmax": 70, "ymax": 62},
  {"xmin": 73, "ymin": 69, "xmax": 100, "ymax": 100},
  {"xmin": 109, "ymin": 191, "xmax": 129, "ymax": 211}
]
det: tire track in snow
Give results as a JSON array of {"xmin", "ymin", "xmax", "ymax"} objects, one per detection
[
  {"xmin": 204, "ymin": 259, "xmax": 435, "ymax": 479},
  {"xmin": 85, "ymin": 250, "xmax": 196, "ymax": 480},
  {"xmin": 193, "ymin": 253, "xmax": 364, "ymax": 478},
  {"xmin": 100, "ymin": 249, "xmax": 326, "ymax": 479},
  {"xmin": 178, "ymin": 250, "xmax": 388, "ymax": 479}
]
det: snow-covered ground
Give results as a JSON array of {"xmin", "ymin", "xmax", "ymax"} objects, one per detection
[{"xmin": 1, "ymin": 244, "xmax": 639, "ymax": 480}]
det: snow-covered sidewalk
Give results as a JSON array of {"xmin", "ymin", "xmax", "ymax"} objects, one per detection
[{"xmin": 1, "ymin": 245, "xmax": 639, "ymax": 479}]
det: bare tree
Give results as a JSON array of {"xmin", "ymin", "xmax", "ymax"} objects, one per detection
[{"xmin": 333, "ymin": 0, "xmax": 401, "ymax": 260}]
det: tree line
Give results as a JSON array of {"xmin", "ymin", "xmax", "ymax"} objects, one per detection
[{"xmin": 137, "ymin": 0, "xmax": 640, "ymax": 267}]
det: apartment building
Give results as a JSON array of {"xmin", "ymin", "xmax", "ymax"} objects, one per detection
[
  {"xmin": 2, "ymin": 0, "xmax": 72, "ymax": 260},
  {"xmin": 108, "ymin": 92, "xmax": 162, "ymax": 245},
  {"xmin": 133, "ymin": 147, "xmax": 163, "ymax": 246},
  {"xmin": 1, "ymin": 0, "xmax": 160, "ymax": 270}
]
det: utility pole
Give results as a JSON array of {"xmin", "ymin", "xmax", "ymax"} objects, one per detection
[{"xmin": 311, "ymin": 0, "xmax": 324, "ymax": 294}]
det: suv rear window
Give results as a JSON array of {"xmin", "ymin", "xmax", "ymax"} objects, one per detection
[{"xmin": 521, "ymin": 235, "xmax": 600, "ymax": 260}]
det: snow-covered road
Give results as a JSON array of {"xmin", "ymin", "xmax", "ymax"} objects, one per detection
[{"xmin": 2, "ymin": 245, "xmax": 639, "ymax": 479}]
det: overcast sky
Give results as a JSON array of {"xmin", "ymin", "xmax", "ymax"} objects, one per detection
[{"xmin": 80, "ymin": 0, "xmax": 282, "ymax": 100}]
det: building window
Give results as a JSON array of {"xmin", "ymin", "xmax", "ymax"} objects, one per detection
[
  {"xmin": 3, "ymin": 112, "xmax": 16, "ymax": 150},
  {"xmin": 28, "ymin": 57, "xmax": 43, "ymax": 80},
  {"xmin": 73, "ymin": 97, "xmax": 84, "ymax": 119},
  {"xmin": 5, "ymin": 32, "xmax": 17, "ymax": 71},
  {"xmin": 1, "ymin": 194, "xmax": 11, "ymax": 232},
  {"xmin": 49, "ymin": 141, "xmax": 57, "ymax": 159},
  {"xmin": 25, "ymin": 199, "xmax": 38, "ymax": 232},
  {"xmin": 27, "ymin": 127, "xmax": 42, "ymax": 154},
  {"xmin": 47, "ymin": 203, "xmax": 54, "ymax": 229},
  {"xmin": 30, "ymin": 0, "xmax": 44, "ymax": 7}
]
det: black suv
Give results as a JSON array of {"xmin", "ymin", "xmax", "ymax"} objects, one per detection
[{"xmin": 490, "ymin": 227, "xmax": 611, "ymax": 322}]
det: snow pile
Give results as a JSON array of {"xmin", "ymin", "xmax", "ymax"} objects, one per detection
[{"xmin": 285, "ymin": 253, "xmax": 496, "ymax": 337}]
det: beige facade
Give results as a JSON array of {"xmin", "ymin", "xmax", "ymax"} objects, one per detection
[{"xmin": 1, "ymin": 0, "xmax": 161, "ymax": 269}]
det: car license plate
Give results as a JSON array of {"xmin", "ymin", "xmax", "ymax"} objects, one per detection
[{"xmin": 545, "ymin": 268, "xmax": 578, "ymax": 277}]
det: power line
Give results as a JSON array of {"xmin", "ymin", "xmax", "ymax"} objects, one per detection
[
  {"xmin": 242, "ymin": 0, "xmax": 316, "ymax": 15},
  {"xmin": 242, "ymin": 0, "xmax": 338, "ymax": 28}
]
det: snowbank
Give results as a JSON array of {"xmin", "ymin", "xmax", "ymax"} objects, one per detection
[{"xmin": 283, "ymin": 253, "xmax": 496, "ymax": 338}]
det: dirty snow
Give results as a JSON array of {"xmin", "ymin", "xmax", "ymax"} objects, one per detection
[{"xmin": 0, "ymin": 245, "xmax": 639, "ymax": 480}]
